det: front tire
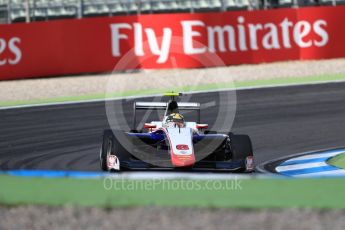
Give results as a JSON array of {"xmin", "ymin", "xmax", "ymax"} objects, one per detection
[
  {"xmin": 100, "ymin": 129, "xmax": 132, "ymax": 172},
  {"xmin": 230, "ymin": 134, "xmax": 254, "ymax": 172},
  {"xmin": 100, "ymin": 130, "xmax": 114, "ymax": 171},
  {"xmin": 230, "ymin": 134, "xmax": 253, "ymax": 160}
]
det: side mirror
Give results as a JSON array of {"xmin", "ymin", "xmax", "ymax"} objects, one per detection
[
  {"xmin": 196, "ymin": 124, "xmax": 208, "ymax": 129},
  {"xmin": 144, "ymin": 123, "xmax": 157, "ymax": 129}
]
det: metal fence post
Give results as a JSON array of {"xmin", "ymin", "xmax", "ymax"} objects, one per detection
[
  {"xmin": 24, "ymin": 0, "xmax": 30, "ymax": 23},
  {"xmin": 253, "ymin": 0, "xmax": 260, "ymax": 9},
  {"xmin": 136, "ymin": 0, "xmax": 140, "ymax": 15},
  {"xmin": 221, "ymin": 0, "xmax": 226, "ymax": 11},
  {"xmin": 77, "ymin": 0, "xmax": 83, "ymax": 19},
  {"xmin": 248, "ymin": 0, "xmax": 253, "ymax": 10},
  {"xmin": 32, "ymin": 0, "xmax": 36, "ymax": 22},
  {"xmin": 7, "ymin": 0, "xmax": 11, "ymax": 23}
]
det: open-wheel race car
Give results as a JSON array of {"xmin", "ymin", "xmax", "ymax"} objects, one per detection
[{"xmin": 100, "ymin": 92, "xmax": 254, "ymax": 172}]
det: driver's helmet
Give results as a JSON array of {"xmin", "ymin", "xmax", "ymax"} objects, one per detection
[{"xmin": 163, "ymin": 113, "xmax": 185, "ymax": 128}]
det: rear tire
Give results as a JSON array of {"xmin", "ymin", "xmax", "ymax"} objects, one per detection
[{"xmin": 204, "ymin": 130, "xmax": 218, "ymax": 134}]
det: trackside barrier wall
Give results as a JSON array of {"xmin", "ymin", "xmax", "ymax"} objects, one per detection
[{"xmin": 0, "ymin": 6, "xmax": 345, "ymax": 80}]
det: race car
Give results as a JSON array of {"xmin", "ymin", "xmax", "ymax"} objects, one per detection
[{"xmin": 100, "ymin": 92, "xmax": 254, "ymax": 172}]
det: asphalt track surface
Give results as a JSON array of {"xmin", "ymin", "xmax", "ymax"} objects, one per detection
[{"xmin": 1, "ymin": 82, "xmax": 345, "ymax": 172}]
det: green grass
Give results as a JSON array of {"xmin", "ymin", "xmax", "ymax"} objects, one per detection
[
  {"xmin": 1, "ymin": 175, "xmax": 345, "ymax": 209},
  {"xmin": 1, "ymin": 73, "xmax": 345, "ymax": 108},
  {"xmin": 328, "ymin": 154, "xmax": 345, "ymax": 170}
]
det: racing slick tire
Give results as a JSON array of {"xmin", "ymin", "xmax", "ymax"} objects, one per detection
[
  {"xmin": 230, "ymin": 134, "xmax": 253, "ymax": 160},
  {"xmin": 229, "ymin": 134, "xmax": 254, "ymax": 172},
  {"xmin": 100, "ymin": 130, "xmax": 114, "ymax": 171},
  {"xmin": 100, "ymin": 129, "xmax": 130, "ymax": 172}
]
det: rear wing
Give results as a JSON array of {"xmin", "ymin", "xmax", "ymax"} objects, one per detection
[{"xmin": 133, "ymin": 101, "xmax": 201, "ymax": 130}]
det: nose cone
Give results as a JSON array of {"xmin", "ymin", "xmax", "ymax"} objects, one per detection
[
  {"xmin": 165, "ymin": 127, "xmax": 196, "ymax": 167},
  {"xmin": 171, "ymin": 153, "xmax": 196, "ymax": 167}
]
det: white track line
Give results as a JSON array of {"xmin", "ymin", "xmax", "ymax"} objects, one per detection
[
  {"xmin": 284, "ymin": 151, "xmax": 344, "ymax": 162},
  {"xmin": 1, "ymin": 79, "xmax": 345, "ymax": 111}
]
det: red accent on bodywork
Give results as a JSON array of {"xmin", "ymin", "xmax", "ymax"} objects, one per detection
[
  {"xmin": 196, "ymin": 124, "xmax": 209, "ymax": 129},
  {"xmin": 170, "ymin": 154, "xmax": 195, "ymax": 167},
  {"xmin": 176, "ymin": 144, "xmax": 189, "ymax": 150},
  {"xmin": 144, "ymin": 123, "xmax": 157, "ymax": 129}
]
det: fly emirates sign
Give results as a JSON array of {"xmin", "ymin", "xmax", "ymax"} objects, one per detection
[{"xmin": 110, "ymin": 16, "xmax": 328, "ymax": 64}]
